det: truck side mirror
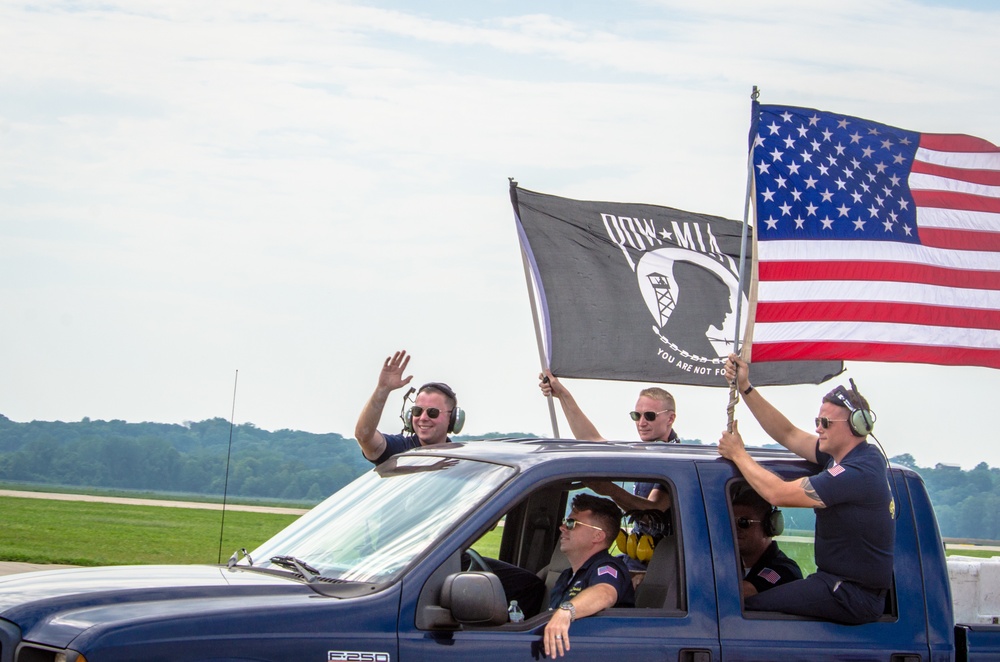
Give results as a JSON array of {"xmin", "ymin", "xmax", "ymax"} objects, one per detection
[{"xmin": 440, "ymin": 572, "xmax": 509, "ymax": 626}]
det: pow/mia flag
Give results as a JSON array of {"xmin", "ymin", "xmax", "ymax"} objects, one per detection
[{"xmin": 511, "ymin": 183, "xmax": 842, "ymax": 387}]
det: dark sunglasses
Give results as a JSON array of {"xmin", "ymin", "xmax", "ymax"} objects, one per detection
[
  {"xmin": 815, "ymin": 417, "xmax": 849, "ymax": 429},
  {"xmin": 562, "ymin": 517, "xmax": 603, "ymax": 532},
  {"xmin": 736, "ymin": 517, "xmax": 762, "ymax": 529},
  {"xmin": 629, "ymin": 409, "xmax": 673, "ymax": 422},
  {"xmin": 411, "ymin": 406, "xmax": 451, "ymax": 420}
]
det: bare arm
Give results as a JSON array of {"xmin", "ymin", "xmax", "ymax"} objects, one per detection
[
  {"xmin": 588, "ymin": 481, "xmax": 672, "ymax": 512},
  {"xmin": 355, "ymin": 350, "xmax": 413, "ymax": 462},
  {"xmin": 718, "ymin": 421, "xmax": 827, "ymax": 509},
  {"xmin": 539, "ymin": 370, "xmax": 605, "ymax": 441},
  {"xmin": 725, "ymin": 354, "xmax": 818, "ymax": 463},
  {"xmin": 543, "ymin": 583, "xmax": 617, "ymax": 658}
]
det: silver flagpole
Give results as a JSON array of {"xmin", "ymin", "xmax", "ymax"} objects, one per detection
[
  {"xmin": 728, "ymin": 86, "xmax": 760, "ymax": 432},
  {"xmin": 510, "ymin": 179, "xmax": 561, "ymax": 438}
]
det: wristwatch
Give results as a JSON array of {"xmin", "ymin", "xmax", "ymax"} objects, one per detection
[{"xmin": 559, "ymin": 601, "xmax": 576, "ymax": 621}]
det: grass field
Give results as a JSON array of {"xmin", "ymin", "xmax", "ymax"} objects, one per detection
[{"xmin": 1, "ymin": 496, "xmax": 298, "ymax": 566}]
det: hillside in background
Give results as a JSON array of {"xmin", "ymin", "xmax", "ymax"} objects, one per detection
[{"xmin": 0, "ymin": 415, "xmax": 997, "ymax": 540}]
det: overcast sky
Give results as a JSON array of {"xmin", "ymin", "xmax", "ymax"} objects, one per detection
[{"xmin": 2, "ymin": 0, "xmax": 997, "ymax": 469}]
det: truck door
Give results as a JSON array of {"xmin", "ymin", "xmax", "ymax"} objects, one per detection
[
  {"xmin": 399, "ymin": 459, "xmax": 721, "ymax": 661},
  {"xmin": 700, "ymin": 462, "xmax": 932, "ymax": 661}
]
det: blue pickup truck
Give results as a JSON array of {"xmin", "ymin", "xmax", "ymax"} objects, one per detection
[{"xmin": 1, "ymin": 439, "xmax": 999, "ymax": 662}]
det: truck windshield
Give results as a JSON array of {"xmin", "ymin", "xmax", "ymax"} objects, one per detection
[{"xmin": 246, "ymin": 455, "xmax": 514, "ymax": 585}]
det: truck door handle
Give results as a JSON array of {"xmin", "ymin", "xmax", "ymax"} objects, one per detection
[
  {"xmin": 890, "ymin": 656, "xmax": 921, "ymax": 662},
  {"xmin": 679, "ymin": 650, "xmax": 711, "ymax": 662}
]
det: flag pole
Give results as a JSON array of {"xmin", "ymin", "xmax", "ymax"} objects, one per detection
[
  {"xmin": 728, "ymin": 86, "xmax": 761, "ymax": 432},
  {"xmin": 509, "ymin": 178, "xmax": 561, "ymax": 438}
]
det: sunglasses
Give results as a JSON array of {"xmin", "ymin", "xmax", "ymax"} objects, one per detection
[
  {"xmin": 736, "ymin": 517, "xmax": 762, "ymax": 529},
  {"xmin": 629, "ymin": 409, "xmax": 673, "ymax": 422},
  {"xmin": 815, "ymin": 417, "xmax": 849, "ymax": 429},
  {"xmin": 562, "ymin": 517, "xmax": 603, "ymax": 532},
  {"xmin": 411, "ymin": 406, "xmax": 452, "ymax": 420}
]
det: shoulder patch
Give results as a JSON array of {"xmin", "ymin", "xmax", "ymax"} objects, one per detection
[
  {"xmin": 827, "ymin": 463, "xmax": 845, "ymax": 477},
  {"xmin": 597, "ymin": 565, "xmax": 619, "ymax": 579},
  {"xmin": 757, "ymin": 567, "xmax": 781, "ymax": 584}
]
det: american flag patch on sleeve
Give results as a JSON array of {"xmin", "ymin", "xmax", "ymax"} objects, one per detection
[
  {"xmin": 828, "ymin": 463, "xmax": 846, "ymax": 477},
  {"xmin": 597, "ymin": 565, "xmax": 618, "ymax": 579},
  {"xmin": 757, "ymin": 568, "xmax": 782, "ymax": 584}
]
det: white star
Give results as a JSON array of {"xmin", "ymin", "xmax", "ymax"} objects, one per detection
[
  {"xmin": 851, "ymin": 191, "xmax": 863, "ymax": 203},
  {"xmin": 820, "ymin": 189, "xmax": 834, "ymax": 202},
  {"xmin": 875, "ymin": 195, "xmax": 885, "ymax": 207},
  {"xmin": 842, "ymin": 166, "xmax": 854, "ymax": 179},
  {"xmin": 774, "ymin": 174, "xmax": 787, "ymax": 188},
  {"xmin": 804, "ymin": 175, "xmax": 818, "ymax": 189},
  {"xmin": 837, "ymin": 204, "xmax": 851, "ymax": 217},
  {"xmin": 809, "ymin": 114, "xmax": 821, "ymax": 126},
  {"xmin": 779, "ymin": 202, "xmax": 792, "ymax": 216},
  {"xmin": 850, "ymin": 157, "xmax": 861, "ymax": 169},
  {"xmin": 902, "ymin": 224, "xmax": 913, "ymax": 236},
  {"xmin": 818, "ymin": 164, "xmax": 830, "ymax": 176},
  {"xmin": 796, "ymin": 125, "xmax": 809, "ymax": 138},
  {"xmin": 805, "ymin": 202, "xmax": 819, "ymax": 216},
  {"xmin": 834, "ymin": 143, "xmax": 847, "ymax": 156},
  {"xmin": 826, "ymin": 154, "xmax": 838, "ymax": 166},
  {"xmin": 898, "ymin": 198, "xmax": 909, "ymax": 211},
  {"xmin": 893, "ymin": 153, "xmax": 906, "ymax": 164},
  {"xmin": 659, "ymin": 228, "xmax": 672, "ymax": 240},
  {"xmin": 868, "ymin": 127, "xmax": 881, "ymax": 136},
  {"xmin": 853, "ymin": 217, "xmax": 867, "ymax": 231},
  {"xmin": 791, "ymin": 188, "xmax": 803, "ymax": 201},
  {"xmin": 754, "ymin": 135, "xmax": 766, "ymax": 148},
  {"xmin": 767, "ymin": 121, "xmax": 781, "ymax": 135},
  {"xmin": 868, "ymin": 204, "xmax": 880, "ymax": 218},
  {"xmin": 770, "ymin": 148, "xmax": 784, "ymax": 162},
  {"xmin": 874, "ymin": 162, "xmax": 888, "ymax": 174},
  {"xmin": 783, "ymin": 136, "xmax": 796, "ymax": 149},
  {"xmin": 889, "ymin": 174, "xmax": 901, "ymax": 187},
  {"xmin": 861, "ymin": 146, "xmax": 874, "ymax": 158},
  {"xmin": 787, "ymin": 161, "xmax": 801, "ymax": 175},
  {"xmin": 899, "ymin": 136, "xmax": 912, "ymax": 145},
  {"xmin": 849, "ymin": 131, "xmax": 863, "ymax": 144},
  {"xmin": 883, "ymin": 219, "xmax": 895, "ymax": 232},
  {"xmin": 781, "ymin": 111, "xmax": 794, "ymax": 122},
  {"xmin": 834, "ymin": 178, "xmax": 847, "ymax": 190},
  {"xmin": 794, "ymin": 216, "xmax": 806, "ymax": 228},
  {"xmin": 756, "ymin": 161, "xmax": 771, "ymax": 174},
  {"xmin": 761, "ymin": 188, "xmax": 776, "ymax": 202},
  {"xmin": 821, "ymin": 216, "xmax": 835, "ymax": 229},
  {"xmin": 765, "ymin": 216, "xmax": 779, "ymax": 229},
  {"xmin": 822, "ymin": 128, "xmax": 833, "ymax": 141},
  {"xmin": 800, "ymin": 151, "xmax": 813, "ymax": 163},
  {"xmin": 811, "ymin": 139, "xmax": 822, "ymax": 152},
  {"xmin": 881, "ymin": 138, "xmax": 894, "ymax": 150},
  {"xmin": 837, "ymin": 118, "xmax": 849, "ymax": 129}
]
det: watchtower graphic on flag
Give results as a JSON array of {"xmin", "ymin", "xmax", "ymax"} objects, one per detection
[{"xmin": 648, "ymin": 272, "xmax": 675, "ymax": 328}]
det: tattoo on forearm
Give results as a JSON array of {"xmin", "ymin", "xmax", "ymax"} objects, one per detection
[{"xmin": 801, "ymin": 477, "xmax": 826, "ymax": 506}]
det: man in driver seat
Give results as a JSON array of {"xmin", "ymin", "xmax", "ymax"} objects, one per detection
[{"xmin": 544, "ymin": 494, "xmax": 634, "ymax": 658}]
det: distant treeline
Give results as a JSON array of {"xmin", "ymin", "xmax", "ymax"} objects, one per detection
[{"xmin": 0, "ymin": 415, "xmax": 996, "ymax": 539}]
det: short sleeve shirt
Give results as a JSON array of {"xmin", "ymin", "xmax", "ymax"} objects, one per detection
[
  {"xmin": 745, "ymin": 540, "xmax": 803, "ymax": 594},
  {"xmin": 810, "ymin": 441, "xmax": 895, "ymax": 589},
  {"xmin": 369, "ymin": 433, "xmax": 451, "ymax": 466},
  {"xmin": 549, "ymin": 550, "xmax": 635, "ymax": 610}
]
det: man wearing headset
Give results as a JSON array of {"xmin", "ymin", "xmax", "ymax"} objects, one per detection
[
  {"xmin": 355, "ymin": 349, "xmax": 462, "ymax": 466},
  {"xmin": 538, "ymin": 370, "xmax": 678, "ymax": 513},
  {"xmin": 732, "ymin": 488, "xmax": 802, "ymax": 598},
  {"xmin": 718, "ymin": 353, "xmax": 895, "ymax": 625}
]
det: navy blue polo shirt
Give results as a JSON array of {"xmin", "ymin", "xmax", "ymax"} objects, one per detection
[
  {"xmin": 549, "ymin": 549, "xmax": 635, "ymax": 610},
  {"xmin": 811, "ymin": 441, "xmax": 895, "ymax": 590},
  {"xmin": 745, "ymin": 540, "xmax": 802, "ymax": 594},
  {"xmin": 369, "ymin": 433, "xmax": 451, "ymax": 466}
]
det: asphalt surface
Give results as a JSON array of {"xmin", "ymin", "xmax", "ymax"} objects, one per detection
[{"xmin": 1, "ymin": 489, "xmax": 310, "ymax": 577}]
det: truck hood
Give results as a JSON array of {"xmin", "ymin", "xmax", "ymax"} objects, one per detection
[{"xmin": 0, "ymin": 564, "xmax": 335, "ymax": 648}]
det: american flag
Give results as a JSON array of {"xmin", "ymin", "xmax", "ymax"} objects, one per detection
[
  {"xmin": 750, "ymin": 104, "xmax": 1000, "ymax": 369},
  {"xmin": 757, "ymin": 567, "xmax": 782, "ymax": 585}
]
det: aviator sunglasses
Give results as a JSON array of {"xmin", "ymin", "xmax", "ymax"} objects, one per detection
[
  {"xmin": 815, "ymin": 417, "xmax": 849, "ymax": 429},
  {"xmin": 736, "ymin": 517, "xmax": 762, "ymax": 529},
  {"xmin": 411, "ymin": 406, "xmax": 452, "ymax": 419},
  {"xmin": 562, "ymin": 517, "xmax": 603, "ymax": 532},
  {"xmin": 629, "ymin": 409, "xmax": 673, "ymax": 422}
]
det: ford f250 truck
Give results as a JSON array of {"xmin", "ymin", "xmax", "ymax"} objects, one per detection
[{"xmin": 1, "ymin": 439, "xmax": 999, "ymax": 661}]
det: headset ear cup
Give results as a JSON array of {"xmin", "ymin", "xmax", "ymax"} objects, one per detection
[
  {"xmin": 849, "ymin": 408, "xmax": 873, "ymax": 437},
  {"xmin": 403, "ymin": 408, "xmax": 414, "ymax": 434},
  {"xmin": 615, "ymin": 529, "xmax": 627, "ymax": 554},
  {"xmin": 636, "ymin": 535, "xmax": 655, "ymax": 563},
  {"xmin": 450, "ymin": 407, "xmax": 465, "ymax": 434},
  {"xmin": 626, "ymin": 532, "xmax": 638, "ymax": 559},
  {"xmin": 767, "ymin": 509, "xmax": 784, "ymax": 537}
]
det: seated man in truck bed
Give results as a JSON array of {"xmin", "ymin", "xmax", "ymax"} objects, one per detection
[{"xmin": 732, "ymin": 488, "xmax": 802, "ymax": 598}]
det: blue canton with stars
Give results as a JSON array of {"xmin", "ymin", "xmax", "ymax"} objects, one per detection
[{"xmin": 753, "ymin": 104, "xmax": 922, "ymax": 244}]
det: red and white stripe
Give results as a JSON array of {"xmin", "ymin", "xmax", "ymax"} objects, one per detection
[{"xmin": 752, "ymin": 133, "xmax": 1000, "ymax": 368}]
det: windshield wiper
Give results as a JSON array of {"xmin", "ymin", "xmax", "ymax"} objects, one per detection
[{"xmin": 270, "ymin": 555, "xmax": 320, "ymax": 581}]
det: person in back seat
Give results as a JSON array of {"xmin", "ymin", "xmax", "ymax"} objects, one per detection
[
  {"xmin": 732, "ymin": 488, "xmax": 802, "ymax": 598},
  {"xmin": 544, "ymin": 494, "xmax": 634, "ymax": 658}
]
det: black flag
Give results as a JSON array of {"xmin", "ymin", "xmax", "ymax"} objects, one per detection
[{"xmin": 512, "ymin": 183, "xmax": 842, "ymax": 387}]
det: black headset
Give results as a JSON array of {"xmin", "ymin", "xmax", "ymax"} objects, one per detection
[
  {"xmin": 762, "ymin": 506, "xmax": 784, "ymax": 537},
  {"xmin": 402, "ymin": 382, "xmax": 466, "ymax": 434},
  {"xmin": 830, "ymin": 378, "xmax": 876, "ymax": 437}
]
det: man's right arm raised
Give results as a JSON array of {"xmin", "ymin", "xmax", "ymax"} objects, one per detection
[
  {"xmin": 539, "ymin": 370, "xmax": 605, "ymax": 441},
  {"xmin": 355, "ymin": 350, "xmax": 413, "ymax": 462}
]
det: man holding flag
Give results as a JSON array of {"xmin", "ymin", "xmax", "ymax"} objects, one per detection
[{"xmin": 718, "ymin": 354, "xmax": 895, "ymax": 625}]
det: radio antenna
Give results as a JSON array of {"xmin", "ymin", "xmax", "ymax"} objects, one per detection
[{"xmin": 217, "ymin": 369, "xmax": 239, "ymax": 564}]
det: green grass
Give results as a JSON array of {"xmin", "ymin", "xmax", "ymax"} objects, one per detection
[{"xmin": 1, "ymin": 497, "xmax": 298, "ymax": 566}]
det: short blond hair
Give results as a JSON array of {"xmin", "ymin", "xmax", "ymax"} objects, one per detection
[{"xmin": 639, "ymin": 387, "xmax": 675, "ymax": 412}]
